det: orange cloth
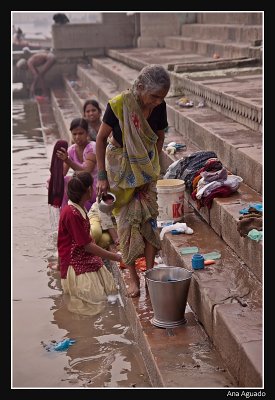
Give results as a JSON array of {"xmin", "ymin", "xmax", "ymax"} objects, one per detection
[{"xmin": 119, "ymin": 256, "xmax": 147, "ymax": 271}]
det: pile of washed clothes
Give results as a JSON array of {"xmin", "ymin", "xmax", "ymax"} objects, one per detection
[{"xmin": 164, "ymin": 151, "xmax": 242, "ymax": 209}]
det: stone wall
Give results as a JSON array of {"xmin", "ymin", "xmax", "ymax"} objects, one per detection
[
  {"xmin": 137, "ymin": 13, "xmax": 196, "ymax": 48},
  {"xmin": 52, "ymin": 13, "xmax": 136, "ymax": 58}
]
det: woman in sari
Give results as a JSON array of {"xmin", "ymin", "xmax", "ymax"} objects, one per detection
[{"xmin": 96, "ymin": 64, "xmax": 171, "ymax": 297}]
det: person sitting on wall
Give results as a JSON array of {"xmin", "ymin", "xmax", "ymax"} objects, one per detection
[
  {"xmin": 16, "ymin": 47, "xmax": 56, "ymax": 98},
  {"xmin": 53, "ymin": 13, "xmax": 70, "ymax": 24}
]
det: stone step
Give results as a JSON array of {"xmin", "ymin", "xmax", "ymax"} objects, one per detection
[
  {"xmin": 171, "ymin": 58, "xmax": 261, "ymax": 73},
  {"xmin": 35, "ymin": 97, "xmax": 61, "ymax": 159},
  {"xmin": 169, "ymin": 70, "xmax": 262, "ymax": 132},
  {"xmin": 69, "ymin": 64, "xmax": 262, "ymax": 385},
  {"xmin": 161, "ymin": 128, "xmax": 261, "ymax": 283},
  {"xmin": 196, "ymin": 12, "xmax": 262, "ymax": 26},
  {"xmin": 63, "ymin": 75, "xmax": 105, "ymax": 115},
  {"xmin": 181, "ymin": 24, "xmax": 262, "ymax": 43},
  {"xmin": 91, "ymin": 56, "xmax": 136, "ymax": 92},
  {"xmin": 162, "ymin": 131, "xmax": 262, "ymax": 282},
  {"xmin": 75, "ymin": 63, "xmax": 262, "ymax": 279},
  {"xmin": 165, "ymin": 97, "xmax": 262, "ymax": 194},
  {"xmin": 110, "ymin": 197, "xmax": 262, "ymax": 386},
  {"xmin": 164, "ymin": 36, "xmax": 262, "ymax": 60},
  {"xmin": 85, "ymin": 56, "xmax": 262, "ymax": 193},
  {"xmin": 160, "ymin": 204, "xmax": 262, "ymax": 387},
  {"xmin": 111, "ymin": 261, "xmax": 237, "ymax": 387},
  {"xmin": 107, "ymin": 47, "xmax": 221, "ymax": 72},
  {"xmin": 77, "ymin": 64, "xmax": 118, "ymax": 107},
  {"xmin": 50, "ymin": 86, "xmax": 81, "ymax": 142},
  {"xmin": 106, "ymin": 48, "xmax": 262, "ymax": 132}
]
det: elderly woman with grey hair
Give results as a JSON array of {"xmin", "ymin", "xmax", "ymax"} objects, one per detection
[{"xmin": 96, "ymin": 64, "xmax": 171, "ymax": 297}]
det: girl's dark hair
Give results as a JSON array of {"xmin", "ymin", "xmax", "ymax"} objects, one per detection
[
  {"xmin": 69, "ymin": 117, "xmax": 88, "ymax": 132},
  {"xmin": 67, "ymin": 172, "xmax": 93, "ymax": 203},
  {"xmin": 83, "ymin": 99, "xmax": 102, "ymax": 114}
]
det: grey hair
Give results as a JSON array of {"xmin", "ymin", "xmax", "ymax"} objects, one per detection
[
  {"xmin": 132, "ymin": 64, "xmax": 170, "ymax": 95},
  {"xmin": 22, "ymin": 46, "xmax": 32, "ymax": 56},
  {"xmin": 16, "ymin": 58, "xmax": 27, "ymax": 69}
]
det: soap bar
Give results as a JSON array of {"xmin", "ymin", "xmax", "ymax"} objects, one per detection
[
  {"xmin": 204, "ymin": 259, "xmax": 215, "ymax": 266},
  {"xmin": 180, "ymin": 246, "xmax": 199, "ymax": 255},
  {"xmin": 202, "ymin": 251, "xmax": 221, "ymax": 260}
]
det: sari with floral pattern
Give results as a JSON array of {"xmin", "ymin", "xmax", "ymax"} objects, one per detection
[{"xmin": 105, "ymin": 90, "xmax": 161, "ymax": 265}]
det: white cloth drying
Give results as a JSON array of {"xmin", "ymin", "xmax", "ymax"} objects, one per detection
[{"xmin": 160, "ymin": 222, "xmax": 193, "ymax": 240}]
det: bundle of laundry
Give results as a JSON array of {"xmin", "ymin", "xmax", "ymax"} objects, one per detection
[
  {"xmin": 164, "ymin": 151, "xmax": 217, "ymax": 190},
  {"xmin": 237, "ymin": 203, "xmax": 263, "ymax": 237},
  {"xmin": 191, "ymin": 157, "xmax": 243, "ymax": 209}
]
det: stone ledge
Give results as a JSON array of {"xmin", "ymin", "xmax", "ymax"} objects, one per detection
[
  {"xmin": 110, "ymin": 260, "xmax": 236, "ymax": 387},
  {"xmin": 160, "ymin": 207, "xmax": 262, "ymax": 386}
]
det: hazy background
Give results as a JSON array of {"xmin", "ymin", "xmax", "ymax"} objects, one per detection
[{"xmin": 12, "ymin": 12, "xmax": 102, "ymax": 37}]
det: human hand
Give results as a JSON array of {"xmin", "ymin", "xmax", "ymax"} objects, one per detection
[
  {"xmin": 56, "ymin": 147, "xmax": 68, "ymax": 161},
  {"xmin": 96, "ymin": 179, "xmax": 109, "ymax": 198},
  {"xmin": 113, "ymin": 252, "xmax": 122, "ymax": 263}
]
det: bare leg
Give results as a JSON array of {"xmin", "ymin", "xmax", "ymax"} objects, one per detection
[
  {"xmin": 38, "ymin": 76, "xmax": 48, "ymax": 97},
  {"xmin": 144, "ymin": 239, "xmax": 157, "ymax": 270},
  {"xmin": 126, "ymin": 264, "xmax": 140, "ymax": 297},
  {"xmin": 144, "ymin": 240, "xmax": 157, "ymax": 293},
  {"xmin": 40, "ymin": 56, "xmax": 56, "ymax": 97}
]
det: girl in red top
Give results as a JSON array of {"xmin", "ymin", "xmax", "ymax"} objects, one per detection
[{"xmin": 58, "ymin": 171, "xmax": 121, "ymax": 316}]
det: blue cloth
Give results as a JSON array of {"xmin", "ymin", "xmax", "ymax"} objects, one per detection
[
  {"xmin": 54, "ymin": 338, "xmax": 76, "ymax": 351},
  {"xmin": 239, "ymin": 203, "xmax": 263, "ymax": 214},
  {"xmin": 247, "ymin": 229, "xmax": 263, "ymax": 242}
]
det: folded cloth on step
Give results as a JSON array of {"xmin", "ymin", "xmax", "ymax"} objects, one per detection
[
  {"xmin": 180, "ymin": 246, "xmax": 199, "ymax": 255},
  {"xmin": 239, "ymin": 203, "xmax": 263, "ymax": 214},
  {"xmin": 160, "ymin": 222, "xmax": 193, "ymax": 240},
  {"xmin": 176, "ymin": 97, "xmax": 194, "ymax": 107},
  {"xmin": 237, "ymin": 217, "xmax": 262, "ymax": 237},
  {"xmin": 247, "ymin": 229, "xmax": 263, "ymax": 242}
]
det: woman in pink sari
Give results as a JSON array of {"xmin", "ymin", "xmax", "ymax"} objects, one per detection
[{"xmin": 57, "ymin": 118, "xmax": 98, "ymax": 211}]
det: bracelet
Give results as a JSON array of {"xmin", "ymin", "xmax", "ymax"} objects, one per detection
[{"xmin": 98, "ymin": 170, "xmax": 108, "ymax": 180}]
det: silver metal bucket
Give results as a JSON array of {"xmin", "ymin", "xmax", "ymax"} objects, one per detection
[{"xmin": 145, "ymin": 266, "xmax": 192, "ymax": 328}]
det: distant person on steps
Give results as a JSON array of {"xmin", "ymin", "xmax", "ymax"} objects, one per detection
[{"xmin": 16, "ymin": 47, "xmax": 56, "ymax": 98}]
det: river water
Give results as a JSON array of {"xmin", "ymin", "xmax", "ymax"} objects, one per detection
[{"xmin": 12, "ymin": 99, "xmax": 151, "ymax": 388}]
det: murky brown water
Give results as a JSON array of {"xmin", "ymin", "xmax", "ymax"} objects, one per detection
[{"xmin": 12, "ymin": 99, "xmax": 151, "ymax": 388}]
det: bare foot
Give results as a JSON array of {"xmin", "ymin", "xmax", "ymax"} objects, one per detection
[
  {"xmin": 126, "ymin": 288, "xmax": 140, "ymax": 298},
  {"xmin": 126, "ymin": 279, "xmax": 140, "ymax": 298},
  {"xmin": 48, "ymin": 262, "xmax": 60, "ymax": 271},
  {"xmin": 126, "ymin": 264, "xmax": 140, "ymax": 297}
]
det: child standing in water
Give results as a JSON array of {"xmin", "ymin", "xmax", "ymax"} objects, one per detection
[
  {"xmin": 58, "ymin": 171, "xmax": 121, "ymax": 316},
  {"xmin": 83, "ymin": 99, "xmax": 102, "ymax": 142}
]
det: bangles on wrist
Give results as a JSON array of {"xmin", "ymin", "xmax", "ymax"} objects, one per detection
[{"xmin": 97, "ymin": 170, "xmax": 108, "ymax": 180}]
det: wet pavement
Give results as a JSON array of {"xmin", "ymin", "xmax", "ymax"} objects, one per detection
[{"xmin": 12, "ymin": 99, "xmax": 151, "ymax": 388}]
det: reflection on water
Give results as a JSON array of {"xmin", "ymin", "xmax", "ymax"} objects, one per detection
[{"xmin": 13, "ymin": 99, "xmax": 151, "ymax": 388}]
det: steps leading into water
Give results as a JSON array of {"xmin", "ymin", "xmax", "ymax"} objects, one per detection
[
  {"xmin": 47, "ymin": 45, "xmax": 262, "ymax": 386},
  {"xmin": 50, "ymin": 58, "xmax": 263, "ymax": 281}
]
